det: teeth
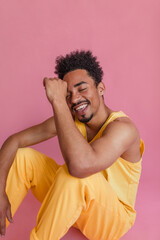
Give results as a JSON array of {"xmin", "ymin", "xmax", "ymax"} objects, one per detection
[{"xmin": 75, "ymin": 104, "xmax": 88, "ymax": 111}]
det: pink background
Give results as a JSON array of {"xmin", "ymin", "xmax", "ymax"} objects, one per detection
[{"xmin": 0, "ymin": 0, "xmax": 160, "ymax": 239}]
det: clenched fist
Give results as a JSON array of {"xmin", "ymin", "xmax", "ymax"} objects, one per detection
[{"xmin": 43, "ymin": 77, "xmax": 67, "ymax": 104}]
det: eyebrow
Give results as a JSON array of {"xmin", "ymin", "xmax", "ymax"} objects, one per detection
[
  {"xmin": 74, "ymin": 81, "xmax": 88, "ymax": 87},
  {"xmin": 67, "ymin": 81, "xmax": 88, "ymax": 93}
]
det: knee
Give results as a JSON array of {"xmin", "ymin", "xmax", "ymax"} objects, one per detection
[
  {"xmin": 55, "ymin": 164, "xmax": 97, "ymax": 185},
  {"xmin": 15, "ymin": 147, "xmax": 38, "ymax": 162},
  {"xmin": 55, "ymin": 164, "xmax": 82, "ymax": 188},
  {"xmin": 55, "ymin": 164, "xmax": 75, "ymax": 181},
  {"xmin": 13, "ymin": 147, "xmax": 36, "ymax": 170},
  {"xmin": 54, "ymin": 164, "xmax": 94, "ymax": 196},
  {"xmin": 7, "ymin": 148, "xmax": 35, "ymax": 189},
  {"xmin": 16, "ymin": 147, "xmax": 35, "ymax": 157}
]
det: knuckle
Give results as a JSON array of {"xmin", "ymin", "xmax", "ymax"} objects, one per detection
[
  {"xmin": 0, "ymin": 221, "xmax": 6, "ymax": 231},
  {"xmin": 0, "ymin": 213, "xmax": 5, "ymax": 220},
  {"xmin": 1, "ymin": 223, "xmax": 5, "ymax": 229}
]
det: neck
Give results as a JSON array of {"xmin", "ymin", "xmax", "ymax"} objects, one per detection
[{"xmin": 85, "ymin": 104, "xmax": 112, "ymax": 131}]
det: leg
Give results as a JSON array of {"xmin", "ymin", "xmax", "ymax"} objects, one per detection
[
  {"xmin": 30, "ymin": 165, "xmax": 131, "ymax": 240},
  {"xmin": 6, "ymin": 147, "xmax": 60, "ymax": 226}
]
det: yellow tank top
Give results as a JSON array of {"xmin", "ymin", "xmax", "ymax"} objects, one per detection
[{"xmin": 75, "ymin": 111, "xmax": 144, "ymax": 225}]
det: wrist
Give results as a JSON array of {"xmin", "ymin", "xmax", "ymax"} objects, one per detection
[{"xmin": 52, "ymin": 98, "xmax": 68, "ymax": 110}]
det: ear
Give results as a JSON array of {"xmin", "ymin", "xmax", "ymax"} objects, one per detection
[{"xmin": 97, "ymin": 82, "xmax": 105, "ymax": 96}]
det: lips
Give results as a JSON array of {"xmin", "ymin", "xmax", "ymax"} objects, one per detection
[
  {"xmin": 72, "ymin": 101, "xmax": 90, "ymax": 114},
  {"xmin": 75, "ymin": 103, "xmax": 88, "ymax": 112}
]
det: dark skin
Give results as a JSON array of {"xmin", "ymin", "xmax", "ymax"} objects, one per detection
[{"xmin": 0, "ymin": 69, "xmax": 141, "ymax": 237}]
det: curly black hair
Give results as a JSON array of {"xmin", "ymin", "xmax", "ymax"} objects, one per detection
[{"xmin": 54, "ymin": 50, "xmax": 103, "ymax": 86}]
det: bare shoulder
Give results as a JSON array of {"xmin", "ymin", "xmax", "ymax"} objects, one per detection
[
  {"xmin": 103, "ymin": 116, "xmax": 140, "ymax": 140},
  {"xmin": 102, "ymin": 116, "xmax": 141, "ymax": 163}
]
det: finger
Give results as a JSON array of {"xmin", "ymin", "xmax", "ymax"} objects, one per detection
[
  {"xmin": 43, "ymin": 77, "xmax": 56, "ymax": 88},
  {"xmin": 6, "ymin": 207, "xmax": 13, "ymax": 223},
  {"xmin": 49, "ymin": 77, "xmax": 59, "ymax": 80},
  {"xmin": 0, "ymin": 216, "xmax": 6, "ymax": 237},
  {"xmin": 43, "ymin": 77, "xmax": 48, "ymax": 87}
]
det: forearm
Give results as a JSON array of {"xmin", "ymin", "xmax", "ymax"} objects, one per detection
[
  {"xmin": 0, "ymin": 117, "xmax": 56, "ymax": 192},
  {"xmin": 0, "ymin": 135, "xmax": 19, "ymax": 192},
  {"xmin": 0, "ymin": 136, "xmax": 19, "ymax": 236},
  {"xmin": 53, "ymin": 100, "xmax": 94, "ymax": 176}
]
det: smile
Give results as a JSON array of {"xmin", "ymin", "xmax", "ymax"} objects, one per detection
[{"xmin": 75, "ymin": 104, "xmax": 88, "ymax": 112}]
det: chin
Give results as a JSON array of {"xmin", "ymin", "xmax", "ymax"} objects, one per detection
[{"xmin": 78, "ymin": 113, "xmax": 93, "ymax": 123}]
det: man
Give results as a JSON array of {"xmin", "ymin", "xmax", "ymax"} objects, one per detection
[{"xmin": 0, "ymin": 50, "xmax": 144, "ymax": 240}]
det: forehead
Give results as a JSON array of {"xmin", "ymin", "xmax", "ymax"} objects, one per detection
[{"xmin": 63, "ymin": 69, "xmax": 95, "ymax": 87}]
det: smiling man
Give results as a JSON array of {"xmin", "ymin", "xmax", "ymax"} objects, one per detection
[{"xmin": 0, "ymin": 50, "xmax": 144, "ymax": 240}]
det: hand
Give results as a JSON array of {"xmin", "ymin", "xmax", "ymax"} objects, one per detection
[
  {"xmin": 0, "ymin": 192, "xmax": 13, "ymax": 237},
  {"xmin": 43, "ymin": 77, "xmax": 67, "ymax": 104}
]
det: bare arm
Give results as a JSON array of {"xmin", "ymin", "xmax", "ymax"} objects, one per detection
[
  {"xmin": 0, "ymin": 116, "xmax": 56, "ymax": 236},
  {"xmin": 53, "ymin": 100, "xmax": 140, "ymax": 178},
  {"xmin": 0, "ymin": 116, "xmax": 57, "ymax": 191},
  {"xmin": 44, "ymin": 77, "xmax": 141, "ymax": 178}
]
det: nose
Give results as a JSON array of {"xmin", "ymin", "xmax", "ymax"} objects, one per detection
[{"xmin": 70, "ymin": 92, "xmax": 81, "ymax": 105}]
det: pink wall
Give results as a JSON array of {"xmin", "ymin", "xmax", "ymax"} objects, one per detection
[{"xmin": 0, "ymin": 0, "xmax": 160, "ymax": 239}]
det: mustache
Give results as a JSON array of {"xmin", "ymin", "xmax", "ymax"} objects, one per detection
[{"xmin": 71, "ymin": 100, "xmax": 90, "ymax": 111}]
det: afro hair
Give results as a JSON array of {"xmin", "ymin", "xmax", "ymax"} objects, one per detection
[{"xmin": 54, "ymin": 50, "xmax": 103, "ymax": 86}]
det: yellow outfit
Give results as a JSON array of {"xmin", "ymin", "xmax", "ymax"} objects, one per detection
[{"xmin": 6, "ymin": 111, "xmax": 144, "ymax": 240}]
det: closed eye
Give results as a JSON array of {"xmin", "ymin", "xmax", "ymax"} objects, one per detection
[{"xmin": 79, "ymin": 88, "xmax": 87, "ymax": 92}]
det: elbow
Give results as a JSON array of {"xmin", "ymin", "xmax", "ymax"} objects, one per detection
[
  {"xmin": 3, "ymin": 134, "xmax": 19, "ymax": 148},
  {"xmin": 68, "ymin": 167, "xmax": 86, "ymax": 178},
  {"xmin": 9, "ymin": 134, "xmax": 21, "ymax": 148},
  {"xmin": 67, "ymin": 158, "xmax": 93, "ymax": 179}
]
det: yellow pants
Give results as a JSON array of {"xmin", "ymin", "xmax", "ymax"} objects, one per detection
[{"xmin": 6, "ymin": 148, "xmax": 131, "ymax": 240}]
